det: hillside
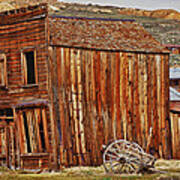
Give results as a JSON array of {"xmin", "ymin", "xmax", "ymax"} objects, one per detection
[
  {"xmin": 0, "ymin": 0, "xmax": 180, "ymax": 66},
  {"xmin": 0, "ymin": 0, "xmax": 180, "ymax": 20}
]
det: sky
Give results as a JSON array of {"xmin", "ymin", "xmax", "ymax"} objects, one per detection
[{"xmin": 60, "ymin": 0, "xmax": 180, "ymax": 12}]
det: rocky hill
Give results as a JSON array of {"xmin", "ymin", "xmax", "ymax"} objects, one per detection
[
  {"xmin": 0, "ymin": 0, "xmax": 180, "ymax": 20},
  {"xmin": 0, "ymin": 0, "xmax": 180, "ymax": 66}
]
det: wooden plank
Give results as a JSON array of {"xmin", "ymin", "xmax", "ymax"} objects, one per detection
[
  {"xmin": 171, "ymin": 113, "xmax": 177, "ymax": 158},
  {"xmin": 164, "ymin": 54, "xmax": 171, "ymax": 158},
  {"xmin": 1, "ymin": 128, "xmax": 5, "ymax": 155},
  {"xmin": 42, "ymin": 108, "xmax": 50, "ymax": 152},
  {"xmin": 5, "ymin": 126, "xmax": 9, "ymax": 167},
  {"xmin": 143, "ymin": 55, "xmax": 148, "ymax": 148},
  {"xmin": 153, "ymin": 56, "xmax": 159, "ymax": 156},
  {"xmin": 100, "ymin": 52, "xmax": 109, "ymax": 145},
  {"xmin": 64, "ymin": 47, "xmax": 73, "ymax": 166},
  {"xmin": 56, "ymin": 47, "xmax": 65, "ymax": 166},
  {"xmin": 138, "ymin": 54, "xmax": 145, "ymax": 148},
  {"xmin": 71, "ymin": 48, "xmax": 81, "ymax": 165},
  {"xmin": 19, "ymin": 112, "xmax": 27, "ymax": 153},
  {"xmin": 130, "ymin": 54, "xmax": 136, "ymax": 141},
  {"xmin": 13, "ymin": 109, "xmax": 21, "ymax": 168},
  {"xmin": 160, "ymin": 55, "xmax": 166, "ymax": 157},
  {"xmin": 10, "ymin": 125, "xmax": 15, "ymax": 168},
  {"xmin": 156, "ymin": 55, "xmax": 162, "ymax": 157},
  {"xmin": 34, "ymin": 108, "xmax": 43, "ymax": 152},
  {"xmin": 146, "ymin": 55, "xmax": 153, "ymax": 153},
  {"xmin": 110, "ymin": 52, "xmax": 115, "ymax": 140},
  {"xmin": 85, "ymin": 50, "xmax": 94, "ymax": 165},
  {"xmin": 91, "ymin": 50, "xmax": 98, "ymax": 165},
  {"xmin": 127, "ymin": 53, "xmax": 133, "ymax": 141},
  {"xmin": 134, "ymin": 54, "xmax": 141, "ymax": 145},
  {"xmin": 77, "ymin": 50, "xmax": 86, "ymax": 155},
  {"xmin": 61, "ymin": 48, "xmax": 68, "ymax": 166},
  {"xmin": 96, "ymin": 51, "xmax": 103, "ymax": 164},
  {"xmin": 115, "ymin": 52, "xmax": 122, "ymax": 139},
  {"xmin": 26, "ymin": 110, "xmax": 35, "ymax": 153},
  {"xmin": 120, "ymin": 53, "xmax": 126, "ymax": 140}
]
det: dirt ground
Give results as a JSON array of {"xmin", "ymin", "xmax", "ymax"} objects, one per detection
[{"xmin": 0, "ymin": 159, "xmax": 180, "ymax": 180}]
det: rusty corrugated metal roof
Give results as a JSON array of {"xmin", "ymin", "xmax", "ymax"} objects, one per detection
[{"xmin": 49, "ymin": 16, "xmax": 169, "ymax": 53}]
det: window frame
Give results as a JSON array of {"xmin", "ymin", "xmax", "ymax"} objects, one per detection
[
  {"xmin": 0, "ymin": 53, "xmax": 7, "ymax": 88},
  {"xmin": 21, "ymin": 48, "xmax": 38, "ymax": 86}
]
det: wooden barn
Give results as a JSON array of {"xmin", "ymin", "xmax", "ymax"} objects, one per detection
[{"xmin": 0, "ymin": 3, "xmax": 172, "ymax": 170}]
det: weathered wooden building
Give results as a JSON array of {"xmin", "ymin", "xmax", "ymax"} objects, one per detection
[
  {"xmin": 0, "ymin": 3, "xmax": 172, "ymax": 170},
  {"xmin": 170, "ymin": 87, "xmax": 180, "ymax": 159}
]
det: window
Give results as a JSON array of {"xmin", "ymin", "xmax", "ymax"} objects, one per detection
[
  {"xmin": 0, "ymin": 54, "xmax": 7, "ymax": 87},
  {"xmin": 21, "ymin": 49, "xmax": 37, "ymax": 86}
]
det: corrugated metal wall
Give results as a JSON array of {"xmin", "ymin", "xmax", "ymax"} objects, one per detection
[{"xmin": 49, "ymin": 46, "xmax": 171, "ymax": 167}]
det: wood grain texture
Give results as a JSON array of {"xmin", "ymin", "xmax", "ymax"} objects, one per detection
[{"xmin": 50, "ymin": 47, "xmax": 171, "ymax": 166}]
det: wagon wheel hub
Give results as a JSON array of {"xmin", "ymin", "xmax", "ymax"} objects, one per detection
[{"xmin": 118, "ymin": 157, "xmax": 126, "ymax": 164}]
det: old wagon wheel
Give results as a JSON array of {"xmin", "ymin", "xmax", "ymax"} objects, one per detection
[{"xmin": 103, "ymin": 139, "xmax": 145, "ymax": 174}]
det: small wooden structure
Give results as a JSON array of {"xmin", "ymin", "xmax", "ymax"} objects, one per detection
[
  {"xmin": 170, "ymin": 87, "xmax": 180, "ymax": 159},
  {"xmin": 0, "ymin": 3, "xmax": 172, "ymax": 169}
]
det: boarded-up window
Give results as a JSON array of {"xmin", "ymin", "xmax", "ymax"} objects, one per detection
[
  {"xmin": 17, "ymin": 108, "xmax": 49, "ymax": 154},
  {"xmin": 0, "ymin": 54, "xmax": 7, "ymax": 87},
  {"xmin": 21, "ymin": 49, "xmax": 37, "ymax": 85}
]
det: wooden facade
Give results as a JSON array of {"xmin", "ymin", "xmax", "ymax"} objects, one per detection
[
  {"xmin": 0, "ymin": 4, "xmax": 52, "ymax": 169},
  {"xmin": 0, "ymin": 3, "xmax": 173, "ymax": 169},
  {"xmin": 170, "ymin": 111, "xmax": 180, "ymax": 159}
]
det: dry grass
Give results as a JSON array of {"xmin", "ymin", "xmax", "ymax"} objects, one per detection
[{"xmin": 0, "ymin": 160, "xmax": 180, "ymax": 180}]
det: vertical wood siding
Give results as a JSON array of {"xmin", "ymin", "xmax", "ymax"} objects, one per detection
[
  {"xmin": 49, "ymin": 47, "xmax": 171, "ymax": 167},
  {"xmin": 170, "ymin": 112, "xmax": 180, "ymax": 159}
]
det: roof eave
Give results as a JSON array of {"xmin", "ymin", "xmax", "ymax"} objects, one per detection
[{"xmin": 49, "ymin": 44, "xmax": 170, "ymax": 54}]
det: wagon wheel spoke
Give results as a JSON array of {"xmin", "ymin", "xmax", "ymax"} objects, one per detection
[
  {"xmin": 107, "ymin": 147, "xmax": 122, "ymax": 156},
  {"xmin": 127, "ymin": 162, "xmax": 137, "ymax": 173},
  {"xmin": 111, "ymin": 162, "xmax": 125, "ymax": 173},
  {"xmin": 128, "ymin": 156, "xmax": 141, "ymax": 163},
  {"xmin": 105, "ymin": 152, "xmax": 118, "ymax": 159}
]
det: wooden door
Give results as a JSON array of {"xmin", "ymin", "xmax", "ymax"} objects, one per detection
[
  {"xmin": 16, "ymin": 107, "xmax": 50, "ymax": 169},
  {"xmin": 0, "ymin": 122, "xmax": 15, "ymax": 168}
]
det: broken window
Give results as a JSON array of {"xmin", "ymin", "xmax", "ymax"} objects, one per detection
[
  {"xmin": 17, "ymin": 108, "xmax": 49, "ymax": 154},
  {"xmin": 0, "ymin": 54, "xmax": 7, "ymax": 87},
  {"xmin": 21, "ymin": 49, "xmax": 37, "ymax": 85}
]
